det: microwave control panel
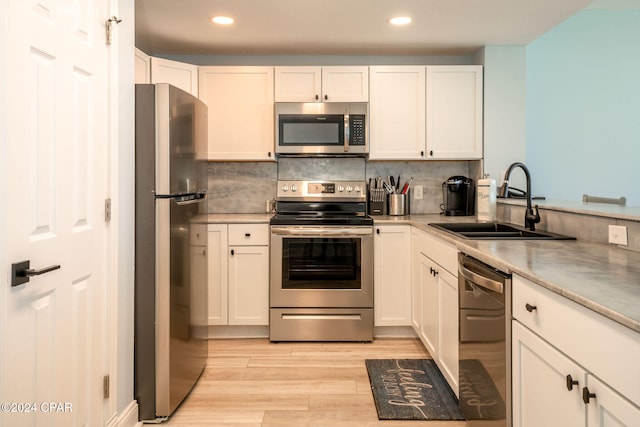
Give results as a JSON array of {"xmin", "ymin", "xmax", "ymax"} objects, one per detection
[{"xmin": 349, "ymin": 115, "xmax": 366, "ymax": 146}]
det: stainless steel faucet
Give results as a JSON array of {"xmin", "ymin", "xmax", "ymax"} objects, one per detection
[{"xmin": 497, "ymin": 162, "xmax": 541, "ymax": 231}]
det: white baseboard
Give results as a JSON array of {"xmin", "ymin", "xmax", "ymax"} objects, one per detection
[
  {"xmin": 373, "ymin": 326, "xmax": 417, "ymax": 338},
  {"xmin": 207, "ymin": 325, "xmax": 269, "ymax": 338},
  {"xmin": 106, "ymin": 400, "xmax": 140, "ymax": 427}
]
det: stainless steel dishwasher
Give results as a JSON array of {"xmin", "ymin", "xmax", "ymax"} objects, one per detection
[{"xmin": 458, "ymin": 253, "xmax": 512, "ymax": 427}]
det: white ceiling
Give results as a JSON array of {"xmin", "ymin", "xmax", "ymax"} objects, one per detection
[{"xmin": 135, "ymin": 0, "xmax": 602, "ymax": 56}]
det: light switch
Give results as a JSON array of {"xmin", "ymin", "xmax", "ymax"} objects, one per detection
[{"xmin": 413, "ymin": 185, "xmax": 423, "ymax": 200}]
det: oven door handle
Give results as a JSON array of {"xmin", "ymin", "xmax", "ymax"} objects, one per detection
[
  {"xmin": 459, "ymin": 264, "xmax": 504, "ymax": 294},
  {"xmin": 271, "ymin": 227, "xmax": 372, "ymax": 237}
]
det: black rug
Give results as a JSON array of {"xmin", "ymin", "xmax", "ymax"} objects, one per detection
[
  {"xmin": 458, "ymin": 359, "xmax": 506, "ymax": 420},
  {"xmin": 365, "ymin": 359, "xmax": 464, "ymax": 420}
]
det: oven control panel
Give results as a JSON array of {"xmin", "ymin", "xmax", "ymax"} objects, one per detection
[{"xmin": 277, "ymin": 180, "xmax": 366, "ymax": 201}]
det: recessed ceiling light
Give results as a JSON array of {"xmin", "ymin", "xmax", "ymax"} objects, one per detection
[
  {"xmin": 211, "ymin": 16, "xmax": 234, "ymax": 25},
  {"xmin": 390, "ymin": 16, "xmax": 412, "ymax": 26}
]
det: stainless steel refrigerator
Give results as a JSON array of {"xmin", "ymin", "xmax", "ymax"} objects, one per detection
[{"xmin": 134, "ymin": 83, "xmax": 208, "ymax": 422}]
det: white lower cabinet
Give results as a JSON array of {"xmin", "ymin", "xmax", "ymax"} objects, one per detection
[
  {"xmin": 512, "ymin": 321, "xmax": 585, "ymax": 427},
  {"xmin": 190, "ymin": 224, "xmax": 208, "ymax": 328},
  {"xmin": 228, "ymin": 245, "xmax": 269, "ymax": 325},
  {"xmin": 373, "ymin": 225, "xmax": 411, "ymax": 326},
  {"xmin": 411, "ymin": 227, "xmax": 459, "ymax": 393},
  {"xmin": 512, "ymin": 274, "xmax": 640, "ymax": 427},
  {"xmin": 207, "ymin": 223, "xmax": 269, "ymax": 327},
  {"xmin": 586, "ymin": 375, "xmax": 640, "ymax": 427}
]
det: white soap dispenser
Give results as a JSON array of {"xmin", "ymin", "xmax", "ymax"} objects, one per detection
[{"xmin": 477, "ymin": 174, "xmax": 497, "ymax": 222}]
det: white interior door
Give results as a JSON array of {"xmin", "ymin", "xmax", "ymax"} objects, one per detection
[{"xmin": 1, "ymin": 0, "xmax": 109, "ymax": 425}]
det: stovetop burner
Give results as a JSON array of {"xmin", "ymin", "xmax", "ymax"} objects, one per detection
[
  {"xmin": 271, "ymin": 180, "xmax": 372, "ymax": 226},
  {"xmin": 270, "ymin": 212, "xmax": 373, "ymax": 226}
]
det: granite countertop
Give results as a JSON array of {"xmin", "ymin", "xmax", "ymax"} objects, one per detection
[{"xmin": 375, "ymin": 214, "xmax": 640, "ymax": 334}]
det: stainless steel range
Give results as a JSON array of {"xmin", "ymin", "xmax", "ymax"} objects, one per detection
[{"xmin": 269, "ymin": 180, "xmax": 374, "ymax": 342}]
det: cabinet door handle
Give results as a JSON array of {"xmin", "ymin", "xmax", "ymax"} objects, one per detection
[
  {"xmin": 324, "ymin": 94, "xmax": 328, "ymax": 100},
  {"xmin": 420, "ymin": 151, "xmax": 424, "ymax": 157},
  {"xmin": 429, "ymin": 150, "xmax": 434, "ymax": 156},
  {"xmin": 230, "ymin": 249, "xmax": 235, "ymax": 256},
  {"xmin": 582, "ymin": 387, "xmax": 596, "ymax": 404},
  {"xmin": 525, "ymin": 303, "xmax": 537, "ymax": 312},
  {"xmin": 376, "ymin": 228, "xmax": 380, "ymax": 234},
  {"xmin": 566, "ymin": 374, "xmax": 579, "ymax": 391},
  {"xmin": 315, "ymin": 94, "xmax": 319, "ymax": 100}
]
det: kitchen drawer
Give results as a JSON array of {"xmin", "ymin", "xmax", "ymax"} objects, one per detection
[
  {"xmin": 228, "ymin": 224, "xmax": 269, "ymax": 246},
  {"xmin": 190, "ymin": 224, "xmax": 207, "ymax": 246},
  {"xmin": 512, "ymin": 274, "xmax": 640, "ymax": 405}
]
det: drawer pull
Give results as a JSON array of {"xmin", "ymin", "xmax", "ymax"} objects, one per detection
[
  {"xmin": 525, "ymin": 303, "xmax": 537, "ymax": 312},
  {"xmin": 566, "ymin": 374, "xmax": 579, "ymax": 391},
  {"xmin": 582, "ymin": 387, "xmax": 596, "ymax": 404},
  {"xmin": 231, "ymin": 249, "xmax": 235, "ymax": 256},
  {"xmin": 245, "ymin": 233, "xmax": 251, "ymax": 237}
]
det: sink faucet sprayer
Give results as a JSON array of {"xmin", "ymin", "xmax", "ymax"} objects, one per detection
[{"xmin": 497, "ymin": 162, "xmax": 541, "ymax": 231}]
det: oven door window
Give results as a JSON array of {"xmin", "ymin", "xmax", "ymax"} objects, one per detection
[{"xmin": 282, "ymin": 237, "xmax": 361, "ymax": 289}]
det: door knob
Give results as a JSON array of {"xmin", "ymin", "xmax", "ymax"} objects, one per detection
[{"xmin": 11, "ymin": 260, "xmax": 61, "ymax": 287}]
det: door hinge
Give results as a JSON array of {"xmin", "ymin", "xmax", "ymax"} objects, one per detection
[
  {"xmin": 105, "ymin": 16, "xmax": 122, "ymax": 45},
  {"xmin": 105, "ymin": 198, "xmax": 111, "ymax": 222},
  {"xmin": 103, "ymin": 375, "xmax": 110, "ymax": 399}
]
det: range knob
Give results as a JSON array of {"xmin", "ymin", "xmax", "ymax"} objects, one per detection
[
  {"xmin": 282, "ymin": 184, "xmax": 289, "ymax": 192},
  {"xmin": 291, "ymin": 184, "xmax": 298, "ymax": 192},
  {"xmin": 346, "ymin": 185, "xmax": 353, "ymax": 192},
  {"xmin": 354, "ymin": 185, "xmax": 361, "ymax": 193},
  {"xmin": 337, "ymin": 185, "xmax": 345, "ymax": 192}
]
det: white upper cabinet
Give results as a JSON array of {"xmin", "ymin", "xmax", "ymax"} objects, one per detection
[
  {"xmin": 199, "ymin": 66, "xmax": 275, "ymax": 161},
  {"xmin": 426, "ymin": 65, "xmax": 483, "ymax": 159},
  {"xmin": 369, "ymin": 65, "xmax": 483, "ymax": 161},
  {"xmin": 369, "ymin": 66, "xmax": 426, "ymax": 160},
  {"xmin": 275, "ymin": 66, "xmax": 369, "ymax": 102},
  {"xmin": 134, "ymin": 48, "xmax": 151, "ymax": 83},
  {"xmin": 150, "ymin": 57, "xmax": 199, "ymax": 96}
]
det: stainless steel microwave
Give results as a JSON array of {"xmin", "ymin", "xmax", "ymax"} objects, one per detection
[{"xmin": 275, "ymin": 102, "xmax": 368, "ymax": 155}]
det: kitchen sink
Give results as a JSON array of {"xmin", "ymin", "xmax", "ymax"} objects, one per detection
[{"xmin": 429, "ymin": 222, "xmax": 576, "ymax": 240}]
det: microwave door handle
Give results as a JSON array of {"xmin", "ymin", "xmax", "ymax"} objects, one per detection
[{"xmin": 344, "ymin": 109, "xmax": 349, "ymax": 152}]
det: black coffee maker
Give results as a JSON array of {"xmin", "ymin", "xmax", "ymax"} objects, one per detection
[{"xmin": 442, "ymin": 176, "xmax": 475, "ymax": 216}]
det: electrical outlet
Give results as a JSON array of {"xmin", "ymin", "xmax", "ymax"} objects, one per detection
[
  {"xmin": 608, "ymin": 225, "xmax": 628, "ymax": 246},
  {"xmin": 413, "ymin": 185, "xmax": 423, "ymax": 200}
]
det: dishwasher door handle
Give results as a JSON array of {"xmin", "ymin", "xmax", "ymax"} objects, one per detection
[{"xmin": 459, "ymin": 264, "xmax": 504, "ymax": 294}]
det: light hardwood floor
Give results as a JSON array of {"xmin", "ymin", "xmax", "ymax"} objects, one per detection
[{"xmin": 166, "ymin": 338, "xmax": 468, "ymax": 427}]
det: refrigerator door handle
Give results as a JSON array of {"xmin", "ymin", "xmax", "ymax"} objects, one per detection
[{"xmin": 154, "ymin": 191, "xmax": 207, "ymax": 205}]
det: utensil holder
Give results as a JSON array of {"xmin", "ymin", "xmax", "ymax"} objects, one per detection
[{"xmin": 388, "ymin": 192, "xmax": 409, "ymax": 216}]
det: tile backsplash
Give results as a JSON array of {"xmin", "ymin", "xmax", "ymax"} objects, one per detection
[{"xmin": 204, "ymin": 158, "xmax": 481, "ymax": 214}]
